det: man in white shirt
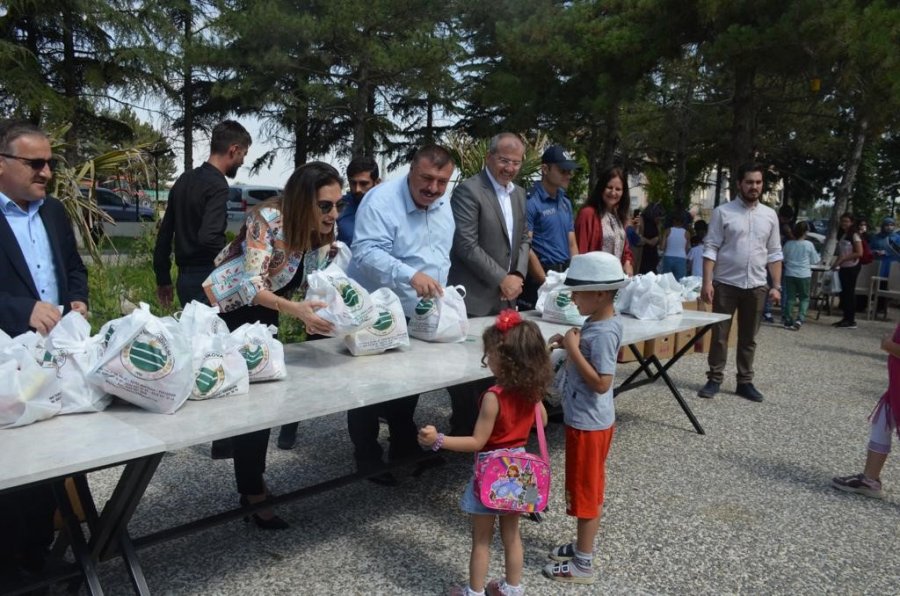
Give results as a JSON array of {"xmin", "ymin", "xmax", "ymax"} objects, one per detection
[{"xmin": 698, "ymin": 163, "xmax": 783, "ymax": 402}]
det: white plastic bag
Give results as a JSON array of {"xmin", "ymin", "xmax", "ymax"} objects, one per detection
[
  {"xmin": 535, "ymin": 270, "xmax": 566, "ymax": 313},
  {"xmin": 344, "ymin": 288, "xmax": 410, "ymax": 356},
  {"xmin": 44, "ymin": 312, "xmax": 111, "ymax": 414},
  {"xmin": 0, "ymin": 331, "xmax": 62, "ymax": 428},
  {"xmin": 189, "ymin": 333, "xmax": 250, "ymax": 399},
  {"xmin": 305, "ymin": 261, "xmax": 378, "ymax": 335},
  {"xmin": 231, "ymin": 322, "xmax": 286, "ymax": 382},
  {"xmin": 679, "ymin": 276, "xmax": 703, "ymax": 301},
  {"xmin": 827, "ymin": 270, "xmax": 842, "ymax": 294},
  {"xmin": 623, "ymin": 273, "xmax": 684, "ymax": 320},
  {"xmin": 630, "ymin": 281, "xmax": 669, "ymax": 320},
  {"xmin": 88, "ymin": 303, "xmax": 194, "ymax": 414},
  {"xmin": 408, "ymin": 286, "xmax": 469, "ymax": 343},
  {"xmin": 178, "ymin": 300, "xmax": 228, "ymax": 337},
  {"xmin": 548, "ymin": 347, "xmax": 568, "ymax": 406},
  {"xmin": 536, "ymin": 270, "xmax": 587, "ymax": 325}
]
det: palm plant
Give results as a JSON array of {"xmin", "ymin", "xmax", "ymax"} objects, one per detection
[
  {"xmin": 48, "ymin": 124, "xmax": 152, "ymax": 265},
  {"xmin": 445, "ymin": 131, "xmax": 550, "ymax": 186}
]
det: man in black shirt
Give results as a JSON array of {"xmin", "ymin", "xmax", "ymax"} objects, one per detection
[{"xmin": 153, "ymin": 120, "xmax": 251, "ymax": 307}]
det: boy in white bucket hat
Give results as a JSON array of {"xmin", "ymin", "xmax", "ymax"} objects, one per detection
[{"xmin": 543, "ymin": 251, "xmax": 627, "ymax": 584}]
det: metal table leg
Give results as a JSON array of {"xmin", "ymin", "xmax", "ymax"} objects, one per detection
[
  {"xmin": 614, "ymin": 325, "xmax": 711, "ymax": 435},
  {"xmin": 51, "ymin": 480, "xmax": 104, "ymax": 596}
]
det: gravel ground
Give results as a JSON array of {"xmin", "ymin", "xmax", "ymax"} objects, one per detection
[{"xmin": 56, "ymin": 310, "xmax": 900, "ymax": 595}]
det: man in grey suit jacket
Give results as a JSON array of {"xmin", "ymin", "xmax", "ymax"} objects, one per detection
[{"xmin": 447, "ymin": 132, "xmax": 530, "ymax": 434}]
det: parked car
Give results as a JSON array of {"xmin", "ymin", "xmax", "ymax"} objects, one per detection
[
  {"xmin": 81, "ymin": 187, "xmax": 155, "ymax": 222},
  {"xmin": 806, "ymin": 232, "xmax": 825, "ymax": 257},
  {"xmin": 226, "ymin": 185, "xmax": 281, "ymax": 215}
]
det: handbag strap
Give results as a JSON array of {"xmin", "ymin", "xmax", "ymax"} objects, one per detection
[{"xmin": 533, "ymin": 402, "xmax": 549, "ymax": 464}]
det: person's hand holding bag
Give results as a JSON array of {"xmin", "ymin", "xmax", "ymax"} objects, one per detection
[{"xmin": 275, "ymin": 296, "xmax": 334, "ymax": 337}]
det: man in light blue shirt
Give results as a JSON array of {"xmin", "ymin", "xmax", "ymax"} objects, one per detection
[
  {"xmin": 346, "ymin": 145, "xmax": 456, "ymax": 484},
  {"xmin": 0, "ymin": 120, "xmax": 88, "ymax": 584}
]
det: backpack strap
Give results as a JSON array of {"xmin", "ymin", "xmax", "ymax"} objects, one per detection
[{"xmin": 534, "ymin": 402, "xmax": 549, "ymax": 464}]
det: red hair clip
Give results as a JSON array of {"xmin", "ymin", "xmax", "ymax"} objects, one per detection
[{"xmin": 495, "ymin": 309, "xmax": 522, "ymax": 333}]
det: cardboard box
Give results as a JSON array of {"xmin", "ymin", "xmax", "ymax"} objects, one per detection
[
  {"xmin": 675, "ymin": 327, "xmax": 697, "ymax": 353},
  {"xmin": 643, "ymin": 334, "xmax": 674, "ymax": 361},
  {"xmin": 617, "ymin": 341, "xmax": 645, "ymax": 363}
]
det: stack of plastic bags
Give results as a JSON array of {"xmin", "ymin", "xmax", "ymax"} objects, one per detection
[{"xmin": 616, "ymin": 272, "xmax": 686, "ymax": 320}]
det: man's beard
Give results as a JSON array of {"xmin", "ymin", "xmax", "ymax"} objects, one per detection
[{"xmin": 225, "ymin": 164, "xmax": 239, "ymax": 178}]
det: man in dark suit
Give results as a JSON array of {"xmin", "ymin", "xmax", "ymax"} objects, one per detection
[
  {"xmin": 447, "ymin": 132, "xmax": 530, "ymax": 435},
  {"xmin": 0, "ymin": 119, "xmax": 88, "ymax": 587}
]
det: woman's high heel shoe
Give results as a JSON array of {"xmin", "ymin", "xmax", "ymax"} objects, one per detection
[{"xmin": 239, "ymin": 495, "xmax": 290, "ymax": 530}]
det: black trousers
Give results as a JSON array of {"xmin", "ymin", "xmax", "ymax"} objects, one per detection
[
  {"xmin": 175, "ymin": 265, "xmax": 213, "ymax": 306},
  {"xmin": 447, "ymin": 378, "xmax": 495, "ymax": 436},
  {"xmin": 0, "ymin": 485, "xmax": 56, "ymax": 588},
  {"xmin": 346, "ymin": 395, "xmax": 420, "ymax": 467},
  {"xmin": 219, "ymin": 304, "xmax": 278, "ymax": 496},
  {"xmin": 838, "ymin": 265, "xmax": 861, "ymax": 324}
]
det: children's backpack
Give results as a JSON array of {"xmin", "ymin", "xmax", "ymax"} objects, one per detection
[
  {"xmin": 473, "ymin": 403, "xmax": 551, "ymax": 513},
  {"xmin": 859, "ymin": 237, "xmax": 874, "ymax": 265}
]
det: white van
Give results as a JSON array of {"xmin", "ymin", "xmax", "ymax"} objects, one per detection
[{"xmin": 226, "ymin": 185, "xmax": 282, "ymax": 216}]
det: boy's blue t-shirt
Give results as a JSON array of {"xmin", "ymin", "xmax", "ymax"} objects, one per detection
[{"xmin": 562, "ymin": 316, "xmax": 623, "ymax": 431}]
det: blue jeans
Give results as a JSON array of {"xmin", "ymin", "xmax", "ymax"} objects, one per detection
[{"xmin": 661, "ymin": 256, "xmax": 686, "ymax": 281}]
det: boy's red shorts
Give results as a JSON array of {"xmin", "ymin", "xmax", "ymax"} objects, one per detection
[{"xmin": 564, "ymin": 425, "xmax": 615, "ymax": 519}]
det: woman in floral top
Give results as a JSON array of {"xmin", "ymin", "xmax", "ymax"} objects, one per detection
[
  {"xmin": 202, "ymin": 161, "xmax": 345, "ymax": 529},
  {"xmin": 573, "ymin": 167, "xmax": 635, "ymax": 276}
]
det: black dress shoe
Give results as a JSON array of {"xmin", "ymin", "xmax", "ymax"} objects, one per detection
[
  {"xmin": 210, "ymin": 438, "xmax": 234, "ymax": 459},
  {"xmin": 239, "ymin": 495, "xmax": 289, "ymax": 530},
  {"xmin": 697, "ymin": 380, "xmax": 720, "ymax": 399},
  {"xmin": 735, "ymin": 382, "xmax": 764, "ymax": 402},
  {"xmin": 277, "ymin": 423, "xmax": 298, "ymax": 450}
]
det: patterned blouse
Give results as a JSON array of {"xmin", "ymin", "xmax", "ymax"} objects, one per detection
[
  {"xmin": 202, "ymin": 206, "xmax": 338, "ymax": 312},
  {"xmin": 600, "ymin": 212, "xmax": 625, "ymax": 261}
]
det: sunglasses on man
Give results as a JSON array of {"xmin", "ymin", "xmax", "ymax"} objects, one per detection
[{"xmin": 0, "ymin": 152, "xmax": 58, "ymax": 172}]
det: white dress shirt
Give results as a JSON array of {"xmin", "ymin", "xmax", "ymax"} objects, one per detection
[
  {"xmin": 702, "ymin": 197, "xmax": 783, "ymax": 289},
  {"xmin": 484, "ymin": 168, "xmax": 515, "ymax": 261}
]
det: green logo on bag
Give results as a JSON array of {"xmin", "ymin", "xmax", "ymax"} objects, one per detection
[
  {"xmin": 555, "ymin": 292, "xmax": 572, "ymax": 307},
  {"xmin": 367, "ymin": 309, "xmax": 395, "ymax": 336},
  {"xmin": 40, "ymin": 349, "xmax": 66, "ymax": 372},
  {"xmin": 192, "ymin": 357, "xmax": 225, "ymax": 399},
  {"xmin": 121, "ymin": 332, "xmax": 175, "ymax": 380},
  {"xmin": 339, "ymin": 283, "xmax": 360, "ymax": 307},
  {"xmin": 240, "ymin": 340, "xmax": 269, "ymax": 376},
  {"xmin": 415, "ymin": 299, "xmax": 435, "ymax": 318}
]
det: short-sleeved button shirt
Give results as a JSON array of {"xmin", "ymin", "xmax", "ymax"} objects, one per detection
[{"xmin": 526, "ymin": 182, "xmax": 574, "ymax": 265}]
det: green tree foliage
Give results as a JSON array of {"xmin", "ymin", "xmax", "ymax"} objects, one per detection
[{"xmin": 0, "ymin": 0, "xmax": 169, "ymax": 161}]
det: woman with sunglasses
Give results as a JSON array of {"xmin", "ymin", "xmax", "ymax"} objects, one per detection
[{"xmin": 202, "ymin": 161, "xmax": 345, "ymax": 529}]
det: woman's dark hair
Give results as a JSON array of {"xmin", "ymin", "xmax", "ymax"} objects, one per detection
[
  {"xmin": 586, "ymin": 167, "xmax": 629, "ymax": 224},
  {"xmin": 837, "ymin": 211, "xmax": 858, "ymax": 241},
  {"xmin": 482, "ymin": 320, "xmax": 552, "ymax": 404},
  {"xmin": 256, "ymin": 161, "xmax": 343, "ymax": 253}
]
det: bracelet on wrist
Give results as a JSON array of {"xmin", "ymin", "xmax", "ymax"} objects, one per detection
[{"xmin": 431, "ymin": 432, "xmax": 445, "ymax": 452}]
